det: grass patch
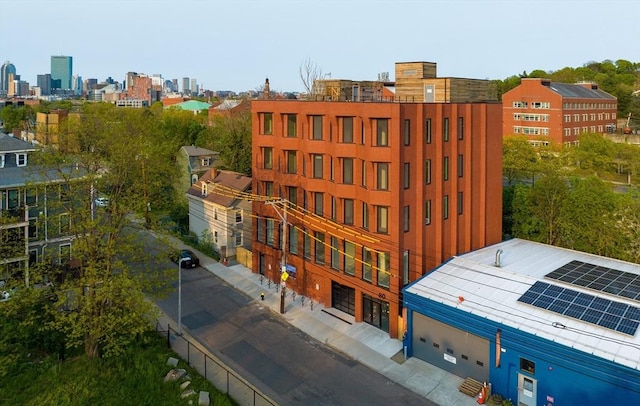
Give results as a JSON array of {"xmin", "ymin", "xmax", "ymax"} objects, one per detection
[{"xmin": 0, "ymin": 333, "xmax": 235, "ymax": 406}]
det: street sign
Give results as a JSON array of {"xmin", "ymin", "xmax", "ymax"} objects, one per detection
[{"xmin": 281, "ymin": 271, "xmax": 289, "ymax": 282}]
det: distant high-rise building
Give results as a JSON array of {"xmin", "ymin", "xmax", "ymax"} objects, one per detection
[
  {"xmin": 172, "ymin": 78, "xmax": 178, "ymax": 92},
  {"xmin": 1, "ymin": 61, "xmax": 17, "ymax": 94},
  {"xmin": 51, "ymin": 55, "xmax": 73, "ymax": 90},
  {"xmin": 72, "ymin": 75, "xmax": 83, "ymax": 95},
  {"xmin": 37, "ymin": 73, "xmax": 52, "ymax": 95},
  {"xmin": 182, "ymin": 77, "xmax": 190, "ymax": 95},
  {"xmin": 190, "ymin": 78, "xmax": 198, "ymax": 95}
]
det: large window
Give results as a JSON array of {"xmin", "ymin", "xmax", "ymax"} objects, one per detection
[
  {"xmin": 341, "ymin": 117, "xmax": 354, "ymax": 143},
  {"xmin": 313, "ymin": 154, "xmax": 323, "ymax": 178},
  {"xmin": 287, "ymin": 114, "xmax": 297, "ymax": 137},
  {"xmin": 286, "ymin": 150, "xmax": 297, "ymax": 174},
  {"xmin": 263, "ymin": 181, "xmax": 274, "ymax": 197},
  {"xmin": 330, "ymin": 236, "xmax": 340, "ymax": 270},
  {"xmin": 362, "ymin": 247, "xmax": 373, "ymax": 282},
  {"xmin": 314, "ymin": 231, "xmax": 325, "ymax": 264},
  {"xmin": 266, "ymin": 218, "xmax": 276, "ymax": 246},
  {"xmin": 263, "ymin": 147, "xmax": 273, "ymax": 169},
  {"xmin": 261, "ymin": 113, "xmax": 273, "ymax": 134},
  {"xmin": 344, "ymin": 240, "xmax": 355, "ymax": 276},
  {"xmin": 376, "ymin": 118, "xmax": 388, "ymax": 146},
  {"xmin": 287, "ymin": 186, "xmax": 297, "ymax": 205},
  {"xmin": 314, "ymin": 192, "xmax": 324, "ymax": 216},
  {"xmin": 343, "ymin": 199, "xmax": 354, "ymax": 225},
  {"xmin": 377, "ymin": 206, "xmax": 388, "ymax": 234},
  {"xmin": 312, "ymin": 115, "xmax": 323, "ymax": 140},
  {"xmin": 377, "ymin": 252, "xmax": 390, "ymax": 288},
  {"xmin": 257, "ymin": 219, "xmax": 264, "ymax": 243},
  {"xmin": 443, "ymin": 117, "xmax": 449, "ymax": 142},
  {"xmin": 376, "ymin": 163, "xmax": 389, "ymax": 190},
  {"xmin": 288, "ymin": 224, "xmax": 298, "ymax": 255},
  {"xmin": 342, "ymin": 158, "xmax": 354, "ymax": 184}
]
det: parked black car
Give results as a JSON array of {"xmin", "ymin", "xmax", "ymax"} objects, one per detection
[{"xmin": 169, "ymin": 249, "xmax": 200, "ymax": 268}]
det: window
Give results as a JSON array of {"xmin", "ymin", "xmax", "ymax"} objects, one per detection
[
  {"xmin": 376, "ymin": 118, "xmax": 388, "ymax": 146},
  {"xmin": 288, "ymin": 224, "xmax": 298, "ymax": 255},
  {"xmin": 343, "ymin": 199, "xmax": 354, "ymax": 225},
  {"xmin": 376, "ymin": 163, "xmax": 389, "ymax": 190},
  {"xmin": 377, "ymin": 252, "xmax": 390, "ymax": 288},
  {"xmin": 403, "ymin": 119, "xmax": 410, "ymax": 146},
  {"xmin": 29, "ymin": 219, "xmax": 38, "ymax": 239},
  {"xmin": 314, "ymin": 192, "xmax": 324, "ymax": 216},
  {"xmin": 266, "ymin": 218, "xmax": 275, "ymax": 246},
  {"xmin": 263, "ymin": 181, "xmax": 274, "ymax": 197},
  {"xmin": 26, "ymin": 188, "xmax": 37, "ymax": 206},
  {"xmin": 330, "ymin": 157, "xmax": 334, "ymax": 181},
  {"xmin": 520, "ymin": 358, "xmax": 535, "ymax": 374},
  {"xmin": 403, "ymin": 250, "xmax": 409, "ymax": 285},
  {"xmin": 201, "ymin": 157, "xmax": 211, "ymax": 166},
  {"xmin": 403, "ymin": 162, "xmax": 410, "ymax": 189},
  {"xmin": 458, "ymin": 154, "xmax": 464, "ymax": 178},
  {"xmin": 342, "ymin": 158, "xmax": 354, "ymax": 184},
  {"xmin": 261, "ymin": 113, "xmax": 273, "ymax": 134},
  {"xmin": 425, "ymin": 200, "xmax": 431, "ymax": 224},
  {"xmin": 331, "ymin": 196, "xmax": 337, "ymax": 220},
  {"xmin": 341, "ymin": 117, "xmax": 353, "ymax": 143},
  {"xmin": 287, "ymin": 186, "xmax": 297, "ymax": 205},
  {"xmin": 377, "ymin": 206, "xmax": 388, "ymax": 234},
  {"xmin": 425, "ymin": 159, "xmax": 431, "ymax": 184},
  {"xmin": 457, "ymin": 117, "xmax": 464, "ymax": 140},
  {"xmin": 214, "ymin": 231, "xmax": 218, "ymax": 244},
  {"xmin": 313, "ymin": 154, "xmax": 323, "ymax": 178},
  {"xmin": 314, "ymin": 231, "xmax": 325, "ymax": 264},
  {"xmin": 344, "ymin": 240, "xmax": 355, "ymax": 275},
  {"xmin": 257, "ymin": 219, "xmax": 264, "ymax": 243},
  {"xmin": 458, "ymin": 191, "xmax": 464, "ymax": 215},
  {"xmin": 17, "ymin": 153, "xmax": 27, "ymax": 167},
  {"xmin": 304, "ymin": 229, "xmax": 312, "ymax": 260},
  {"xmin": 361, "ymin": 160, "xmax": 367, "ymax": 187},
  {"xmin": 425, "ymin": 119, "xmax": 432, "ymax": 143},
  {"xmin": 0, "ymin": 153, "xmax": 4, "ymax": 168},
  {"xmin": 362, "ymin": 202, "xmax": 369, "ymax": 229},
  {"xmin": 214, "ymin": 208, "xmax": 218, "ymax": 220},
  {"xmin": 403, "ymin": 206, "xmax": 410, "ymax": 232},
  {"xmin": 330, "ymin": 236, "xmax": 340, "ymax": 269},
  {"xmin": 263, "ymin": 147, "xmax": 273, "ymax": 169},
  {"xmin": 59, "ymin": 243, "xmax": 71, "ymax": 265},
  {"xmin": 443, "ymin": 117, "xmax": 449, "ymax": 142},
  {"xmin": 202, "ymin": 182, "xmax": 208, "ymax": 196},
  {"xmin": 312, "ymin": 115, "xmax": 323, "ymax": 140},
  {"xmin": 443, "ymin": 156, "xmax": 449, "ymax": 181},
  {"xmin": 443, "ymin": 195, "xmax": 449, "ymax": 219},
  {"xmin": 362, "ymin": 247, "xmax": 373, "ymax": 282},
  {"xmin": 286, "ymin": 150, "xmax": 297, "ymax": 174},
  {"xmin": 235, "ymin": 210, "xmax": 242, "ymax": 223},
  {"xmin": 59, "ymin": 184, "xmax": 71, "ymax": 202},
  {"xmin": 7, "ymin": 189, "xmax": 18, "ymax": 209},
  {"xmin": 235, "ymin": 233, "xmax": 242, "ymax": 247},
  {"xmin": 59, "ymin": 213, "xmax": 70, "ymax": 234},
  {"xmin": 287, "ymin": 114, "xmax": 297, "ymax": 137}
]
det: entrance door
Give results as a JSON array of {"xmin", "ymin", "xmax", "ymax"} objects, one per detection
[
  {"xmin": 331, "ymin": 281, "xmax": 355, "ymax": 316},
  {"xmin": 424, "ymin": 84, "xmax": 435, "ymax": 102},
  {"xmin": 259, "ymin": 253, "xmax": 266, "ymax": 275},
  {"xmin": 517, "ymin": 374, "xmax": 537, "ymax": 406},
  {"xmin": 363, "ymin": 294, "xmax": 390, "ymax": 332}
]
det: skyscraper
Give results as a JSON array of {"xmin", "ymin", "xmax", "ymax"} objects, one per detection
[
  {"xmin": 51, "ymin": 55, "xmax": 73, "ymax": 90},
  {"xmin": 182, "ymin": 77, "xmax": 190, "ymax": 95},
  {"xmin": 1, "ymin": 61, "xmax": 17, "ymax": 94},
  {"xmin": 37, "ymin": 73, "xmax": 52, "ymax": 95}
]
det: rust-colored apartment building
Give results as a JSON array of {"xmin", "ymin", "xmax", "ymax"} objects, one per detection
[
  {"xmin": 251, "ymin": 62, "xmax": 503, "ymax": 338},
  {"xmin": 502, "ymin": 78, "xmax": 618, "ymax": 146}
]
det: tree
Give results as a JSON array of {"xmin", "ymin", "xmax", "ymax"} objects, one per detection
[
  {"xmin": 0, "ymin": 105, "xmax": 27, "ymax": 133},
  {"xmin": 566, "ymin": 133, "xmax": 616, "ymax": 177},
  {"xmin": 31, "ymin": 103, "xmax": 175, "ymax": 359},
  {"xmin": 209, "ymin": 107, "xmax": 252, "ymax": 176},
  {"xmin": 529, "ymin": 172, "xmax": 568, "ymax": 245},
  {"xmin": 503, "ymin": 136, "xmax": 539, "ymax": 184},
  {"xmin": 299, "ymin": 58, "xmax": 323, "ymax": 96}
]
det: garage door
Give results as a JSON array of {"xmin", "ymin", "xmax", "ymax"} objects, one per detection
[{"xmin": 412, "ymin": 312, "xmax": 489, "ymax": 382}]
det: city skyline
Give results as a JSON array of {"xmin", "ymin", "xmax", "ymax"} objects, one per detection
[{"xmin": 1, "ymin": 0, "xmax": 639, "ymax": 93}]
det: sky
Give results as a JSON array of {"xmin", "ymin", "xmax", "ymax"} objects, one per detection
[{"xmin": 1, "ymin": 0, "xmax": 639, "ymax": 93}]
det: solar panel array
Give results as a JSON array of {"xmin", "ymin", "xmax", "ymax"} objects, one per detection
[
  {"xmin": 545, "ymin": 260, "xmax": 640, "ymax": 301},
  {"xmin": 518, "ymin": 281, "xmax": 640, "ymax": 336}
]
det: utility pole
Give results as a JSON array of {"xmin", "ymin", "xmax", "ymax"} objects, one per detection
[{"xmin": 267, "ymin": 199, "xmax": 288, "ymax": 314}]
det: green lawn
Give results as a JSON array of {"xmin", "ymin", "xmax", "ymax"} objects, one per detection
[{"xmin": 0, "ymin": 334, "xmax": 235, "ymax": 406}]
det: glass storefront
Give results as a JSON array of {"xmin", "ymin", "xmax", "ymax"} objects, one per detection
[{"xmin": 363, "ymin": 294, "xmax": 389, "ymax": 333}]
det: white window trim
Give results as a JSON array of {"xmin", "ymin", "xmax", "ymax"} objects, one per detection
[{"xmin": 16, "ymin": 153, "xmax": 27, "ymax": 167}]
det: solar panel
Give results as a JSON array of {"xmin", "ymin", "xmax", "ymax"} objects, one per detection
[
  {"xmin": 517, "ymin": 281, "xmax": 640, "ymax": 336},
  {"xmin": 545, "ymin": 261, "xmax": 640, "ymax": 303}
]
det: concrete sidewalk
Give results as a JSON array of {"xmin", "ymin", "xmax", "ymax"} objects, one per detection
[{"xmin": 198, "ymin": 258, "xmax": 479, "ymax": 406}]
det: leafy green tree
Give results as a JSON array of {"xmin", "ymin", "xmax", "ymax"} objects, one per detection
[
  {"xmin": 503, "ymin": 136, "xmax": 539, "ymax": 184},
  {"xmin": 511, "ymin": 184, "xmax": 541, "ymax": 240},
  {"xmin": 529, "ymin": 172, "xmax": 569, "ymax": 245},
  {"xmin": 566, "ymin": 133, "xmax": 616, "ymax": 176},
  {"xmin": 208, "ymin": 107, "xmax": 252, "ymax": 176},
  {"xmin": 1, "ymin": 105, "xmax": 28, "ymax": 133}
]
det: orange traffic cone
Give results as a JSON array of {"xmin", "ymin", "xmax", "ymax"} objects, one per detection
[{"xmin": 477, "ymin": 382, "xmax": 487, "ymax": 404}]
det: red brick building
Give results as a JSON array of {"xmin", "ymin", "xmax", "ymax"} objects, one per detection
[
  {"xmin": 502, "ymin": 78, "xmax": 618, "ymax": 146},
  {"xmin": 251, "ymin": 62, "xmax": 503, "ymax": 338}
]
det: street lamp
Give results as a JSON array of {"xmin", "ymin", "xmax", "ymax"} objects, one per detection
[{"xmin": 178, "ymin": 258, "xmax": 186, "ymax": 335}]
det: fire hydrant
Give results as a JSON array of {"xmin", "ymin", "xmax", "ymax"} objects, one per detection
[{"xmin": 261, "ymin": 292, "xmax": 265, "ymax": 301}]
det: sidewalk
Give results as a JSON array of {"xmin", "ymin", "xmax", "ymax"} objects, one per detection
[{"xmin": 190, "ymin": 255, "xmax": 478, "ymax": 406}]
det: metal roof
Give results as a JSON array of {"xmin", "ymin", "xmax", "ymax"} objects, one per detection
[
  {"xmin": 405, "ymin": 238, "xmax": 640, "ymax": 370},
  {"xmin": 546, "ymin": 82, "xmax": 616, "ymax": 100}
]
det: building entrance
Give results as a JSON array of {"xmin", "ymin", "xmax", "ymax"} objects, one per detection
[
  {"xmin": 362, "ymin": 294, "xmax": 389, "ymax": 332},
  {"xmin": 331, "ymin": 281, "xmax": 355, "ymax": 316}
]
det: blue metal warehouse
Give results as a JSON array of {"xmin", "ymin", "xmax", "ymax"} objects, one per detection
[{"xmin": 402, "ymin": 239, "xmax": 640, "ymax": 406}]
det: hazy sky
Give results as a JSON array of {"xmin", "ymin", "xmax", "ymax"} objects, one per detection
[{"xmin": 1, "ymin": 0, "xmax": 639, "ymax": 93}]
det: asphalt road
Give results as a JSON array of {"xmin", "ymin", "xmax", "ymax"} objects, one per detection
[{"xmin": 137, "ymin": 230, "xmax": 431, "ymax": 405}]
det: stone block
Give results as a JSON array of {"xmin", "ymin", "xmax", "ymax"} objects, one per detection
[
  {"xmin": 166, "ymin": 357, "xmax": 179, "ymax": 367},
  {"xmin": 198, "ymin": 391, "xmax": 210, "ymax": 406},
  {"xmin": 181, "ymin": 389, "xmax": 196, "ymax": 399}
]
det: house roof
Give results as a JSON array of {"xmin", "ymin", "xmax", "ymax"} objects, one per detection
[
  {"xmin": 0, "ymin": 132, "xmax": 37, "ymax": 153},
  {"xmin": 404, "ymin": 238, "xmax": 640, "ymax": 371},
  {"xmin": 171, "ymin": 100, "xmax": 211, "ymax": 111},
  {"xmin": 186, "ymin": 168, "xmax": 252, "ymax": 208},
  {"xmin": 213, "ymin": 99, "xmax": 242, "ymax": 110},
  {"xmin": 546, "ymin": 82, "xmax": 616, "ymax": 99},
  {"xmin": 181, "ymin": 145, "xmax": 218, "ymax": 157}
]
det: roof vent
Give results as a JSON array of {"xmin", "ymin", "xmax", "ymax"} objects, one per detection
[{"xmin": 494, "ymin": 249, "xmax": 503, "ymax": 267}]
